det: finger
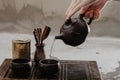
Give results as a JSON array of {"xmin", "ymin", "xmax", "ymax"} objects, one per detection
[
  {"xmin": 67, "ymin": 0, "xmax": 90, "ymax": 19},
  {"xmin": 66, "ymin": 0, "xmax": 77, "ymax": 16},
  {"xmin": 66, "ymin": 13, "xmax": 71, "ymax": 19},
  {"xmin": 85, "ymin": 0, "xmax": 99, "ymax": 7},
  {"xmin": 98, "ymin": 0, "xmax": 108, "ymax": 10},
  {"xmin": 84, "ymin": 10, "xmax": 94, "ymax": 19},
  {"xmin": 93, "ymin": 10, "xmax": 100, "ymax": 19},
  {"xmin": 79, "ymin": 6, "xmax": 89, "ymax": 14},
  {"xmin": 89, "ymin": 10, "xmax": 94, "ymax": 18},
  {"xmin": 84, "ymin": 11, "xmax": 91, "ymax": 19},
  {"xmin": 66, "ymin": 0, "xmax": 81, "ymax": 19},
  {"xmin": 79, "ymin": 0, "xmax": 97, "ymax": 14},
  {"xmin": 70, "ymin": 0, "xmax": 81, "ymax": 11}
]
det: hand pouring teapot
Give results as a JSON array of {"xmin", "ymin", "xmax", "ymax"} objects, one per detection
[{"xmin": 55, "ymin": 14, "xmax": 93, "ymax": 46}]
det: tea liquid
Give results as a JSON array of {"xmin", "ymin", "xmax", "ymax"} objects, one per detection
[{"xmin": 49, "ymin": 38, "xmax": 58, "ymax": 60}]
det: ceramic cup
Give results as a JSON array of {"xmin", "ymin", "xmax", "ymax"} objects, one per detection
[
  {"xmin": 39, "ymin": 59, "xmax": 60, "ymax": 75},
  {"xmin": 11, "ymin": 58, "xmax": 31, "ymax": 74}
]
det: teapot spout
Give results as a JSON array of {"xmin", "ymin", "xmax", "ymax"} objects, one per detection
[{"xmin": 55, "ymin": 34, "xmax": 63, "ymax": 39}]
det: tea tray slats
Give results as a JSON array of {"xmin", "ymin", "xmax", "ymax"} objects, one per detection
[{"xmin": 0, "ymin": 59, "xmax": 101, "ymax": 80}]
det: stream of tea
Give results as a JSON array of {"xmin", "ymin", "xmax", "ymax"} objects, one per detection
[
  {"xmin": 49, "ymin": 37, "xmax": 81, "ymax": 60},
  {"xmin": 49, "ymin": 37, "xmax": 59, "ymax": 60}
]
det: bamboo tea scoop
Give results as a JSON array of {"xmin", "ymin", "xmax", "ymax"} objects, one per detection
[{"xmin": 41, "ymin": 26, "xmax": 51, "ymax": 44}]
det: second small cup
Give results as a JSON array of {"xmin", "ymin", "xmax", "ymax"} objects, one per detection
[{"xmin": 39, "ymin": 59, "xmax": 60, "ymax": 75}]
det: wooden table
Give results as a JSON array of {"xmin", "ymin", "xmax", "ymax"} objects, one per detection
[{"xmin": 0, "ymin": 59, "xmax": 101, "ymax": 80}]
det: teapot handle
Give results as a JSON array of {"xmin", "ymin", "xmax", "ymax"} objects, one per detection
[{"xmin": 79, "ymin": 14, "xmax": 93, "ymax": 25}]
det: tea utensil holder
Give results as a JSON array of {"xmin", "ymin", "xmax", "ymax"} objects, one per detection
[{"xmin": 34, "ymin": 44, "xmax": 45, "ymax": 63}]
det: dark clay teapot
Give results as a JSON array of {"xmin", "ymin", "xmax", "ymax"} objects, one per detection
[{"xmin": 55, "ymin": 14, "xmax": 93, "ymax": 46}]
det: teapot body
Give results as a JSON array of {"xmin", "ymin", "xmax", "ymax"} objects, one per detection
[{"xmin": 55, "ymin": 14, "xmax": 93, "ymax": 46}]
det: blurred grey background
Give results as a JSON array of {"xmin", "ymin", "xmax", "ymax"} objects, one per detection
[
  {"xmin": 0, "ymin": 1, "xmax": 120, "ymax": 79},
  {"xmin": 0, "ymin": 0, "xmax": 120, "ymax": 37}
]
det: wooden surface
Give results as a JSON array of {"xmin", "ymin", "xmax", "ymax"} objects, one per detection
[{"xmin": 0, "ymin": 59, "xmax": 101, "ymax": 80}]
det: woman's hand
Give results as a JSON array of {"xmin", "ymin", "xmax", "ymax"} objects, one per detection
[
  {"xmin": 79, "ymin": 0, "xmax": 108, "ymax": 19},
  {"xmin": 66, "ymin": 0, "xmax": 108, "ymax": 19}
]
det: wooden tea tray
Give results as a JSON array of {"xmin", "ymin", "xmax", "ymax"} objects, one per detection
[{"xmin": 0, "ymin": 59, "xmax": 101, "ymax": 80}]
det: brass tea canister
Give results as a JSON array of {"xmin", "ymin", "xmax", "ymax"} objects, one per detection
[{"xmin": 12, "ymin": 40, "xmax": 31, "ymax": 60}]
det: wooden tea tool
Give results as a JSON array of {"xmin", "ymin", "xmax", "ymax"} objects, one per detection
[
  {"xmin": 33, "ymin": 26, "xmax": 51, "ymax": 63},
  {"xmin": 41, "ymin": 26, "xmax": 51, "ymax": 45}
]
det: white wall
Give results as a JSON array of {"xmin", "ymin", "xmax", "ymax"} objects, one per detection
[
  {"xmin": 0, "ymin": 0, "xmax": 120, "ymax": 37},
  {"xmin": 89, "ymin": 1, "xmax": 120, "ymax": 37}
]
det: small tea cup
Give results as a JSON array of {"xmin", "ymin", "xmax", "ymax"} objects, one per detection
[
  {"xmin": 39, "ymin": 59, "xmax": 60, "ymax": 75},
  {"xmin": 11, "ymin": 58, "xmax": 31, "ymax": 74}
]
